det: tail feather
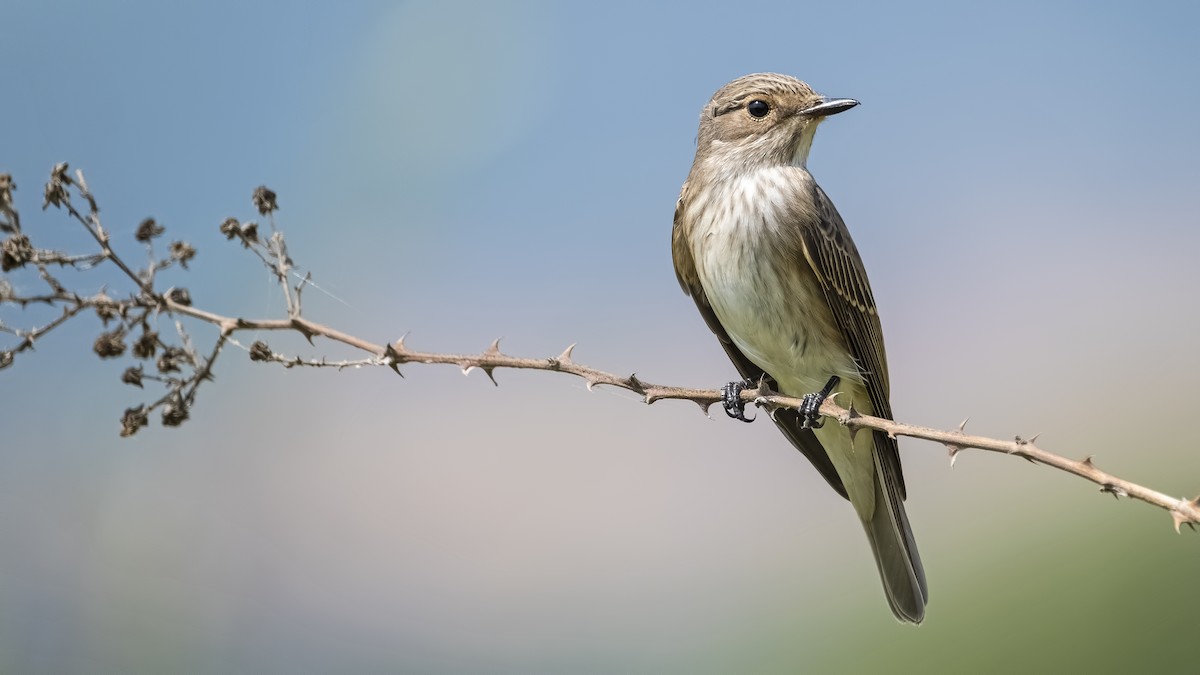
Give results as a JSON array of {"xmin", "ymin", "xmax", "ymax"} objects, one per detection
[{"xmin": 863, "ymin": 432, "xmax": 928, "ymax": 624}]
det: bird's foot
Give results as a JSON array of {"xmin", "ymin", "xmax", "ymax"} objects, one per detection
[
  {"xmin": 800, "ymin": 376, "xmax": 840, "ymax": 429},
  {"xmin": 722, "ymin": 380, "xmax": 756, "ymax": 423}
]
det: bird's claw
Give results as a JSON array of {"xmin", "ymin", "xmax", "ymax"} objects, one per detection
[
  {"xmin": 800, "ymin": 375, "xmax": 840, "ymax": 429},
  {"xmin": 722, "ymin": 380, "xmax": 755, "ymax": 423}
]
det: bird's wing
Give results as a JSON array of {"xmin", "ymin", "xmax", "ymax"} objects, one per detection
[
  {"xmin": 798, "ymin": 183, "xmax": 906, "ymax": 498},
  {"xmin": 673, "ymin": 183, "xmax": 848, "ymax": 498}
]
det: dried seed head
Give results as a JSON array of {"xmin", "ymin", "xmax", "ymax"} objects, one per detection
[
  {"xmin": 43, "ymin": 163, "xmax": 71, "ymax": 209},
  {"xmin": 156, "ymin": 345, "xmax": 189, "ymax": 373},
  {"xmin": 161, "ymin": 393, "xmax": 189, "ymax": 427},
  {"xmin": 120, "ymin": 405, "xmax": 149, "ymax": 437},
  {"xmin": 1, "ymin": 234, "xmax": 33, "ymax": 271},
  {"xmin": 252, "ymin": 186, "xmax": 278, "ymax": 215},
  {"xmin": 135, "ymin": 218, "xmax": 165, "ymax": 242},
  {"xmin": 168, "ymin": 241, "xmax": 196, "ymax": 268},
  {"xmin": 132, "ymin": 331, "xmax": 158, "ymax": 359},
  {"xmin": 122, "ymin": 365, "xmax": 144, "ymax": 388},
  {"xmin": 93, "ymin": 328, "xmax": 127, "ymax": 359},
  {"xmin": 249, "ymin": 340, "xmax": 272, "ymax": 362}
]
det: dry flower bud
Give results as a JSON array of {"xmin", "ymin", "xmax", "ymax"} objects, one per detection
[
  {"xmin": 249, "ymin": 340, "xmax": 272, "ymax": 361},
  {"xmin": 135, "ymin": 218, "xmax": 165, "ymax": 242},
  {"xmin": 120, "ymin": 405, "xmax": 149, "ymax": 437},
  {"xmin": 43, "ymin": 163, "xmax": 71, "ymax": 209},
  {"xmin": 1, "ymin": 234, "xmax": 33, "ymax": 271},
  {"xmin": 252, "ymin": 186, "xmax": 278, "ymax": 215},
  {"xmin": 161, "ymin": 393, "xmax": 189, "ymax": 427},
  {"xmin": 132, "ymin": 331, "xmax": 158, "ymax": 359},
  {"xmin": 93, "ymin": 328, "xmax": 127, "ymax": 359},
  {"xmin": 122, "ymin": 365, "xmax": 144, "ymax": 388},
  {"xmin": 168, "ymin": 241, "xmax": 196, "ymax": 268}
]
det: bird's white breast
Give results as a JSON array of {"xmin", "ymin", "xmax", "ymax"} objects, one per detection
[{"xmin": 688, "ymin": 166, "xmax": 862, "ymax": 395}]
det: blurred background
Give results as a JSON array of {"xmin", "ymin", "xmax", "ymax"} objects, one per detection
[{"xmin": 3, "ymin": 0, "xmax": 1198, "ymax": 672}]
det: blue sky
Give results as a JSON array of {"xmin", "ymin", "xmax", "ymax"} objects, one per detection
[{"xmin": 4, "ymin": 1, "xmax": 1199, "ymax": 671}]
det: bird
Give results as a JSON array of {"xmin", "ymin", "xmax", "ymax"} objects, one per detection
[{"xmin": 671, "ymin": 73, "xmax": 927, "ymax": 623}]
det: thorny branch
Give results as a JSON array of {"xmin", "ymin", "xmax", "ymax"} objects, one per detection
[{"xmin": 2, "ymin": 165, "xmax": 1197, "ymax": 533}]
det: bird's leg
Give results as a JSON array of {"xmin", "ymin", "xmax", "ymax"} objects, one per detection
[
  {"xmin": 800, "ymin": 376, "xmax": 840, "ymax": 429},
  {"xmin": 722, "ymin": 380, "xmax": 756, "ymax": 423}
]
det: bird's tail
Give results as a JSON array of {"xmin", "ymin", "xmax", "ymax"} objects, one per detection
[{"xmin": 862, "ymin": 433, "xmax": 928, "ymax": 624}]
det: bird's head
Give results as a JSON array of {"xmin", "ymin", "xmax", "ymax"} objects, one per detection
[{"xmin": 696, "ymin": 73, "xmax": 858, "ymax": 170}]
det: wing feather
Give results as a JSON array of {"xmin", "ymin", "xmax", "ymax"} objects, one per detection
[{"xmin": 800, "ymin": 183, "xmax": 905, "ymax": 498}]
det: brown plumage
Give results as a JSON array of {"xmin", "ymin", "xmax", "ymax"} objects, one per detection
[{"xmin": 672, "ymin": 73, "xmax": 928, "ymax": 623}]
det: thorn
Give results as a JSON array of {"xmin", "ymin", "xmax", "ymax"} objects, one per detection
[
  {"xmin": 557, "ymin": 343, "xmax": 576, "ymax": 364},
  {"xmin": 292, "ymin": 320, "xmax": 315, "ymax": 345},
  {"xmin": 383, "ymin": 343, "xmax": 403, "ymax": 377},
  {"xmin": 957, "ymin": 417, "xmax": 970, "ymax": 433},
  {"xmin": 1008, "ymin": 436, "xmax": 1024, "ymax": 454},
  {"xmin": 1081, "ymin": 455, "xmax": 1096, "ymax": 468},
  {"xmin": 484, "ymin": 338, "xmax": 502, "ymax": 356},
  {"xmin": 696, "ymin": 400, "xmax": 714, "ymax": 418},
  {"xmin": 482, "ymin": 366, "xmax": 498, "ymax": 386},
  {"xmin": 1174, "ymin": 497, "xmax": 1200, "ymax": 534},
  {"xmin": 753, "ymin": 378, "xmax": 773, "ymax": 397},
  {"xmin": 946, "ymin": 444, "xmax": 962, "ymax": 467},
  {"xmin": 585, "ymin": 378, "xmax": 599, "ymax": 392},
  {"xmin": 1028, "ymin": 433, "xmax": 1041, "ymax": 445},
  {"xmin": 625, "ymin": 373, "xmax": 646, "ymax": 394},
  {"xmin": 842, "ymin": 401, "xmax": 862, "ymax": 437},
  {"xmin": 1171, "ymin": 509, "xmax": 1191, "ymax": 534}
]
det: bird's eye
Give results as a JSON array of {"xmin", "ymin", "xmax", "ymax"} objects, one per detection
[{"xmin": 746, "ymin": 100, "xmax": 770, "ymax": 118}]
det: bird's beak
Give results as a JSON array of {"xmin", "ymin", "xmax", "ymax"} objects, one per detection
[{"xmin": 800, "ymin": 97, "xmax": 859, "ymax": 118}]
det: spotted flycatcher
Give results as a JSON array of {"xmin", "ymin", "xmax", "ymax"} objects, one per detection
[{"xmin": 672, "ymin": 73, "xmax": 927, "ymax": 623}]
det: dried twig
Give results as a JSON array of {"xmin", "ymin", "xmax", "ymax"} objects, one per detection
[{"xmin": 2, "ymin": 165, "xmax": 1197, "ymax": 534}]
